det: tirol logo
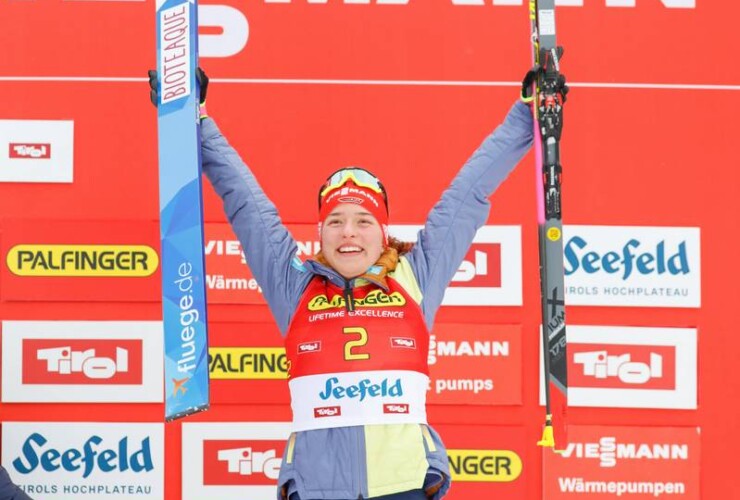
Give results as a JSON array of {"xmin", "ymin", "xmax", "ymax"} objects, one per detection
[
  {"xmin": 12, "ymin": 433, "xmax": 153, "ymax": 479},
  {"xmin": 319, "ymin": 377, "xmax": 403, "ymax": 401},
  {"xmin": 562, "ymin": 436, "xmax": 689, "ymax": 468},
  {"xmin": 572, "ymin": 344, "xmax": 675, "ymax": 390},
  {"xmin": 203, "ymin": 439, "xmax": 284, "ymax": 486},
  {"xmin": 298, "ymin": 341, "xmax": 321, "ymax": 354},
  {"xmin": 22, "ymin": 339, "xmax": 143, "ymax": 385},
  {"xmin": 308, "ymin": 290, "xmax": 406, "ymax": 311},
  {"xmin": 383, "ymin": 404, "xmax": 409, "ymax": 414},
  {"xmin": 390, "ymin": 337, "xmax": 416, "ymax": 349},
  {"xmin": 564, "ymin": 237, "xmax": 689, "ymax": 280},
  {"xmin": 449, "ymin": 243, "xmax": 501, "ymax": 288},
  {"xmin": 9, "ymin": 143, "xmax": 51, "ymax": 159},
  {"xmin": 314, "ymin": 406, "xmax": 341, "ymax": 418},
  {"xmin": 6, "ymin": 245, "xmax": 159, "ymax": 277}
]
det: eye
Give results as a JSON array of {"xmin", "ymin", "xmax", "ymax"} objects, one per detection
[
  {"xmin": 327, "ymin": 219, "xmax": 342, "ymax": 226},
  {"xmin": 359, "ymin": 218, "xmax": 374, "ymax": 226}
]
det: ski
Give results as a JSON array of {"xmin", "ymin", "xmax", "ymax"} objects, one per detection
[
  {"xmin": 529, "ymin": 0, "xmax": 568, "ymax": 451},
  {"xmin": 155, "ymin": 0, "xmax": 210, "ymax": 421}
]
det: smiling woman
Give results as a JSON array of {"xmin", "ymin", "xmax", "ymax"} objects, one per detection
[{"xmin": 149, "ymin": 65, "xmax": 541, "ymax": 500}]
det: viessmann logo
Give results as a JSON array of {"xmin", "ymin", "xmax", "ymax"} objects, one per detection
[
  {"xmin": 562, "ymin": 437, "xmax": 689, "ymax": 468},
  {"xmin": 307, "ymin": 290, "xmax": 406, "ymax": 311},
  {"xmin": 6, "ymin": 245, "xmax": 159, "ymax": 277}
]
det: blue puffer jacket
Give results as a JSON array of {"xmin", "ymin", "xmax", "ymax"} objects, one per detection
[
  {"xmin": 0, "ymin": 466, "xmax": 32, "ymax": 500},
  {"xmin": 200, "ymin": 101, "xmax": 533, "ymax": 500}
]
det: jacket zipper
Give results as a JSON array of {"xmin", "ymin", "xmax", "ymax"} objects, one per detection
[{"xmin": 343, "ymin": 278, "xmax": 356, "ymax": 312}]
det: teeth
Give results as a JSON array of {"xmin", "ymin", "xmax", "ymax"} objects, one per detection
[{"xmin": 339, "ymin": 246, "xmax": 361, "ymax": 253}]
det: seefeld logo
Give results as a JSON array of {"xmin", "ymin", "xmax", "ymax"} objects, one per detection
[
  {"xmin": 564, "ymin": 237, "xmax": 689, "ymax": 281},
  {"xmin": 319, "ymin": 377, "xmax": 403, "ymax": 401},
  {"xmin": 12, "ymin": 433, "xmax": 153, "ymax": 478}
]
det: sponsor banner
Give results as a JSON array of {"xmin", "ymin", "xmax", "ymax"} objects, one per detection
[
  {"xmin": 539, "ymin": 326, "xmax": 696, "ymax": 410},
  {"xmin": 543, "ymin": 425, "xmax": 700, "ymax": 499},
  {"xmin": 181, "ymin": 422, "xmax": 292, "ymax": 500},
  {"xmin": 1, "ymin": 320, "xmax": 163, "ymax": 403},
  {"xmin": 0, "ymin": 120, "xmax": 73, "ymax": 183},
  {"xmin": 391, "ymin": 225, "xmax": 522, "ymax": 306},
  {"xmin": 209, "ymin": 347, "xmax": 287, "ymax": 380},
  {"xmin": 208, "ymin": 323, "xmax": 291, "ymax": 405},
  {"xmin": 0, "ymin": 220, "xmax": 160, "ymax": 302},
  {"xmin": 434, "ymin": 424, "xmax": 526, "ymax": 499},
  {"xmin": 2, "ymin": 422, "xmax": 164, "ymax": 500},
  {"xmin": 205, "ymin": 224, "xmax": 521, "ymax": 307},
  {"xmin": 204, "ymin": 223, "xmax": 318, "ymax": 304},
  {"xmin": 427, "ymin": 324, "xmax": 521, "ymax": 405},
  {"xmin": 4, "ymin": 1, "xmax": 716, "ymax": 84},
  {"xmin": 563, "ymin": 226, "xmax": 701, "ymax": 308}
]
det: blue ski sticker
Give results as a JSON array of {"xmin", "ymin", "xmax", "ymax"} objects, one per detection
[{"xmin": 156, "ymin": 0, "xmax": 210, "ymax": 421}]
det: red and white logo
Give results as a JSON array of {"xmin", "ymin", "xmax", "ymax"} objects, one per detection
[
  {"xmin": 573, "ymin": 346, "xmax": 673, "ymax": 389},
  {"xmin": 541, "ymin": 326, "xmax": 696, "ymax": 409},
  {"xmin": 383, "ymin": 403, "xmax": 409, "ymax": 414},
  {"xmin": 2, "ymin": 321, "xmax": 163, "ymax": 403},
  {"xmin": 543, "ymin": 425, "xmax": 700, "ymax": 499},
  {"xmin": 450, "ymin": 244, "xmax": 501, "ymax": 288},
  {"xmin": 390, "ymin": 337, "xmax": 416, "ymax": 349},
  {"xmin": 0, "ymin": 120, "xmax": 73, "ymax": 183},
  {"xmin": 9, "ymin": 143, "xmax": 51, "ymax": 159},
  {"xmin": 23, "ymin": 339, "xmax": 142, "ymax": 385},
  {"xmin": 390, "ymin": 225, "xmax": 522, "ymax": 306},
  {"xmin": 314, "ymin": 406, "xmax": 341, "ymax": 418},
  {"xmin": 182, "ymin": 422, "xmax": 292, "ymax": 499},
  {"xmin": 298, "ymin": 341, "xmax": 321, "ymax": 353},
  {"xmin": 203, "ymin": 439, "xmax": 284, "ymax": 486}
]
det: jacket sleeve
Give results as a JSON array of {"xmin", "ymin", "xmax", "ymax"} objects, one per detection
[
  {"xmin": 405, "ymin": 100, "xmax": 534, "ymax": 328},
  {"xmin": 200, "ymin": 118, "xmax": 311, "ymax": 334},
  {"xmin": 0, "ymin": 465, "xmax": 32, "ymax": 500}
]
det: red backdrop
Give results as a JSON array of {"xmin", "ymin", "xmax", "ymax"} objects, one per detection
[{"xmin": 1, "ymin": 0, "xmax": 737, "ymax": 499}]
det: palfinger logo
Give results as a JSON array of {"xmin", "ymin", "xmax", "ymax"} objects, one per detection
[
  {"xmin": 447, "ymin": 449, "xmax": 522, "ymax": 482},
  {"xmin": 6, "ymin": 245, "xmax": 159, "ymax": 277}
]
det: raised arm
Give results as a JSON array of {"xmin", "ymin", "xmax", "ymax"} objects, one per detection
[
  {"xmin": 406, "ymin": 100, "xmax": 534, "ymax": 327},
  {"xmin": 200, "ymin": 118, "xmax": 311, "ymax": 334}
]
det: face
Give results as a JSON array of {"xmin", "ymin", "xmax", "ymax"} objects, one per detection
[{"xmin": 320, "ymin": 203, "xmax": 385, "ymax": 279}]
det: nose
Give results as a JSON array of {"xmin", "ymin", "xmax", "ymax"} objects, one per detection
[{"xmin": 341, "ymin": 220, "xmax": 357, "ymax": 238}]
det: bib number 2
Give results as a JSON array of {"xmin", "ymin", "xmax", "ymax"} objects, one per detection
[{"xmin": 343, "ymin": 326, "xmax": 370, "ymax": 361}]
